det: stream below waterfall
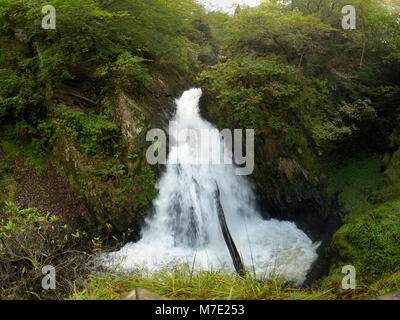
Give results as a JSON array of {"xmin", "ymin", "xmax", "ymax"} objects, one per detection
[{"xmin": 101, "ymin": 88, "xmax": 320, "ymax": 284}]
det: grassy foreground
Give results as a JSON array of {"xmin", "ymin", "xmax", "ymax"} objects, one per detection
[
  {"xmin": 68, "ymin": 265, "xmax": 400, "ymax": 300},
  {"xmin": 69, "ymin": 265, "xmax": 336, "ymax": 300}
]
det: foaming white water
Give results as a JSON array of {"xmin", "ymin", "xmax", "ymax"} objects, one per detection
[{"xmin": 101, "ymin": 88, "xmax": 319, "ymax": 284}]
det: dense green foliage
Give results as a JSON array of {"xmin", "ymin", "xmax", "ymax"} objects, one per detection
[
  {"xmin": 199, "ymin": 0, "xmax": 400, "ymax": 159},
  {"xmin": 0, "ymin": 0, "xmax": 215, "ymax": 127}
]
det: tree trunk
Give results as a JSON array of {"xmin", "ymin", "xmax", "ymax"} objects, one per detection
[{"xmin": 213, "ymin": 183, "xmax": 245, "ymax": 277}]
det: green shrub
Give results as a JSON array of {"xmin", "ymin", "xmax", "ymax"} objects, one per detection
[
  {"xmin": 313, "ymin": 99, "xmax": 377, "ymax": 146},
  {"xmin": 101, "ymin": 52, "xmax": 153, "ymax": 87},
  {"xmin": 56, "ymin": 106, "xmax": 120, "ymax": 155},
  {"xmin": 0, "ymin": 201, "xmax": 96, "ymax": 299},
  {"xmin": 93, "ymin": 162, "xmax": 126, "ymax": 180}
]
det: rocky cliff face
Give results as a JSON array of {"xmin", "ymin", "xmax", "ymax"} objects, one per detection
[{"xmin": 49, "ymin": 73, "xmax": 191, "ymax": 238}]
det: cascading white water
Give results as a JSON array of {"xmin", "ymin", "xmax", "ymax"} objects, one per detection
[{"xmin": 102, "ymin": 88, "xmax": 319, "ymax": 284}]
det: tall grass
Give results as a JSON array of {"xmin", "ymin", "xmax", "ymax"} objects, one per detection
[{"xmin": 69, "ymin": 264, "xmax": 335, "ymax": 300}]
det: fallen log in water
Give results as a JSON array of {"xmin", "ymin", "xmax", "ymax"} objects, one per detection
[{"xmin": 213, "ymin": 183, "xmax": 245, "ymax": 277}]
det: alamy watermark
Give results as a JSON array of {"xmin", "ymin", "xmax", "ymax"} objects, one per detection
[
  {"xmin": 146, "ymin": 122, "xmax": 254, "ymax": 176},
  {"xmin": 41, "ymin": 265, "xmax": 56, "ymax": 290},
  {"xmin": 342, "ymin": 265, "xmax": 356, "ymax": 290},
  {"xmin": 42, "ymin": 5, "xmax": 56, "ymax": 30},
  {"xmin": 342, "ymin": 5, "xmax": 356, "ymax": 30}
]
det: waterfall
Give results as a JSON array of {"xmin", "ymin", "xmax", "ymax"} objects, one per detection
[{"xmin": 102, "ymin": 88, "xmax": 319, "ymax": 284}]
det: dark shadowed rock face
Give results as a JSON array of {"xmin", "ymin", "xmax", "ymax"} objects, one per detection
[
  {"xmin": 256, "ymin": 189, "xmax": 341, "ymax": 286},
  {"xmin": 199, "ymin": 89, "xmax": 341, "ymax": 237}
]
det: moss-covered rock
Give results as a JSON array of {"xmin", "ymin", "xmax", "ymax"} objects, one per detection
[
  {"xmin": 332, "ymin": 199, "xmax": 400, "ymax": 281},
  {"xmin": 328, "ymin": 147, "xmax": 400, "ymax": 286}
]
